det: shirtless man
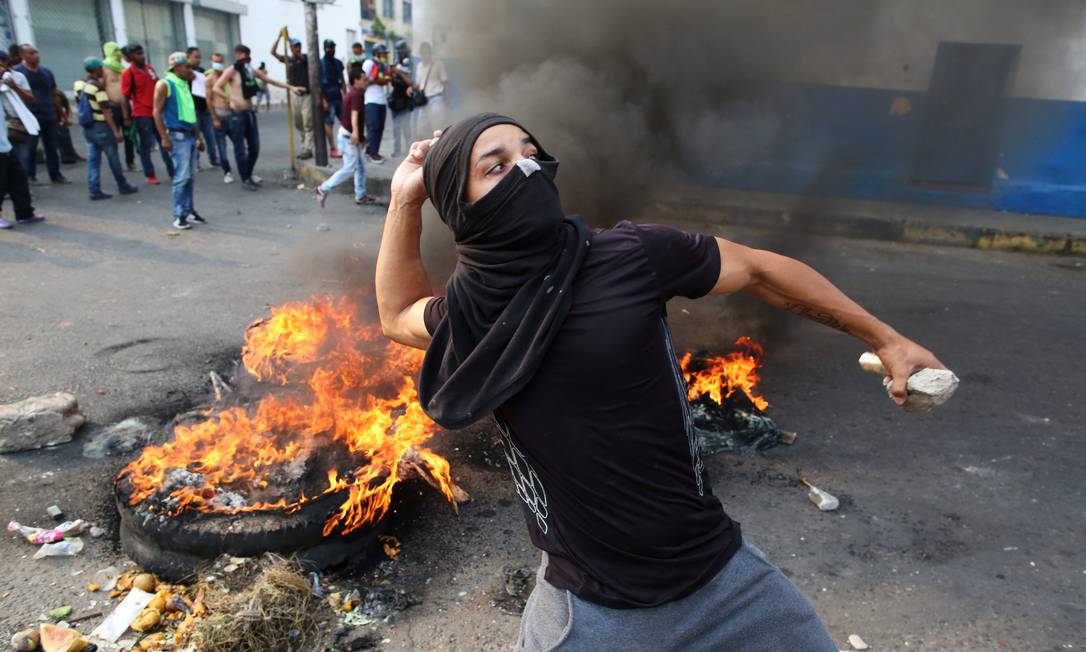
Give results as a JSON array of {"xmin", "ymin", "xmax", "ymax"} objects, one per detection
[
  {"xmin": 205, "ymin": 53, "xmax": 234, "ymax": 184},
  {"xmin": 101, "ymin": 41, "xmax": 134, "ymax": 170},
  {"xmin": 211, "ymin": 44, "xmax": 302, "ymax": 190}
]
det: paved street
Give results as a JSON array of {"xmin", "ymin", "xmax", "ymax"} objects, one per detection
[{"xmin": 0, "ymin": 110, "xmax": 1083, "ymax": 649}]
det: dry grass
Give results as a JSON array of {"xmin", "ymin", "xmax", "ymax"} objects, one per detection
[{"xmin": 187, "ymin": 555, "xmax": 321, "ymax": 652}]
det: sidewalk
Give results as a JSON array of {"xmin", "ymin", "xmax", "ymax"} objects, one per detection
[
  {"xmin": 655, "ymin": 185, "xmax": 1086, "ymax": 257},
  {"xmin": 283, "ymin": 114, "xmax": 1086, "ymax": 258}
]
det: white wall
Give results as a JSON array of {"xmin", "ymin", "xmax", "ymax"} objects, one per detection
[{"xmin": 792, "ymin": 0, "xmax": 1086, "ymax": 101}]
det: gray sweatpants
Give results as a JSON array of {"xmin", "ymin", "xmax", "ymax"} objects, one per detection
[{"xmin": 516, "ymin": 540, "xmax": 837, "ymax": 652}]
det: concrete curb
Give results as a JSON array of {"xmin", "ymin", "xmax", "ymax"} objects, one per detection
[
  {"xmin": 295, "ymin": 159, "xmax": 391, "ymax": 200},
  {"xmin": 655, "ymin": 188, "xmax": 1086, "ymax": 257}
]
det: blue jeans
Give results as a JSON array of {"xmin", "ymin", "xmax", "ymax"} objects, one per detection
[
  {"xmin": 16, "ymin": 118, "xmax": 61, "ymax": 180},
  {"xmin": 168, "ymin": 130, "xmax": 196, "ymax": 219},
  {"xmin": 365, "ymin": 103, "xmax": 386, "ymax": 158},
  {"xmin": 319, "ymin": 131, "xmax": 366, "ymax": 199},
  {"xmin": 213, "ymin": 115, "xmax": 231, "ymax": 174},
  {"xmin": 84, "ymin": 122, "xmax": 133, "ymax": 194},
  {"xmin": 134, "ymin": 116, "xmax": 174, "ymax": 178},
  {"xmin": 225, "ymin": 110, "xmax": 259, "ymax": 181},
  {"xmin": 195, "ymin": 110, "xmax": 220, "ymax": 167}
]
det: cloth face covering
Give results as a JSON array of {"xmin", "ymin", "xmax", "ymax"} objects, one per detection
[
  {"xmin": 102, "ymin": 42, "xmax": 124, "ymax": 73},
  {"xmin": 419, "ymin": 113, "xmax": 591, "ymax": 429}
]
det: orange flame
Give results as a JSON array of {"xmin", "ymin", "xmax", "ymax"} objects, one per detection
[
  {"xmin": 118, "ymin": 296, "xmax": 457, "ymax": 536},
  {"xmin": 679, "ymin": 336, "xmax": 769, "ymax": 411}
]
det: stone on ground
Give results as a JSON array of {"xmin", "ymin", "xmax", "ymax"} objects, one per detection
[{"xmin": 0, "ymin": 393, "xmax": 85, "ymax": 453}]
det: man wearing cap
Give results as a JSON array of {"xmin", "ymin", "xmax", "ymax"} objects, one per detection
[
  {"xmin": 362, "ymin": 44, "xmax": 390, "ymax": 164},
  {"xmin": 270, "ymin": 34, "xmax": 313, "ymax": 159},
  {"xmin": 320, "ymin": 39, "xmax": 346, "ymax": 159},
  {"xmin": 74, "ymin": 58, "xmax": 138, "ymax": 201},
  {"xmin": 153, "ymin": 52, "xmax": 206, "ymax": 230},
  {"xmin": 121, "ymin": 43, "xmax": 174, "ymax": 184}
]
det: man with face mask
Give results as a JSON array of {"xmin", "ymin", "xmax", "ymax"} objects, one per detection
[
  {"xmin": 376, "ymin": 114, "xmax": 948, "ymax": 651},
  {"xmin": 212, "ymin": 44, "xmax": 303, "ymax": 191}
]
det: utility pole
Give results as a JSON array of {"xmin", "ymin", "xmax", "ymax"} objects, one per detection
[{"xmin": 304, "ymin": 0, "xmax": 328, "ymax": 166}]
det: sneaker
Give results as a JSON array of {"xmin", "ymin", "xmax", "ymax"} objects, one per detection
[
  {"xmin": 367, "ymin": 154, "xmax": 385, "ymax": 164},
  {"xmin": 189, "ymin": 211, "xmax": 207, "ymax": 225},
  {"xmin": 15, "ymin": 214, "xmax": 45, "ymax": 224},
  {"xmin": 51, "ymin": 175, "xmax": 72, "ymax": 184},
  {"xmin": 89, "ymin": 191, "xmax": 113, "ymax": 200},
  {"xmin": 330, "ymin": 148, "xmax": 342, "ymax": 159},
  {"xmin": 146, "ymin": 176, "xmax": 161, "ymax": 185},
  {"xmin": 119, "ymin": 185, "xmax": 139, "ymax": 195},
  {"xmin": 298, "ymin": 151, "xmax": 313, "ymax": 160},
  {"xmin": 315, "ymin": 186, "xmax": 328, "ymax": 208},
  {"xmin": 223, "ymin": 172, "xmax": 235, "ymax": 184},
  {"xmin": 241, "ymin": 179, "xmax": 260, "ymax": 191},
  {"xmin": 354, "ymin": 195, "xmax": 378, "ymax": 205},
  {"xmin": 251, "ymin": 175, "xmax": 263, "ymax": 185},
  {"xmin": 0, "ymin": 218, "xmax": 12, "ymax": 230},
  {"xmin": 172, "ymin": 216, "xmax": 191, "ymax": 230}
]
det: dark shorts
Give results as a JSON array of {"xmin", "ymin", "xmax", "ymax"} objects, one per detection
[{"xmin": 324, "ymin": 95, "xmax": 342, "ymax": 125}]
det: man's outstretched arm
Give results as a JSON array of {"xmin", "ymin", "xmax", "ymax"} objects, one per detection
[
  {"xmin": 376, "ymin": 133, "xmax": 442, "ymax": 350},
  {"xmin": 712, "ymin": 238, "xmax": 946, "ymax": 405}
]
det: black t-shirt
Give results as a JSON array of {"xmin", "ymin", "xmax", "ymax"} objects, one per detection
[
  {"xmin": 287, "ymin": 53, "xmax": 309, "ymax": 90},
  {"xmin": 424, "ymin": 221, "xmax": 740, "ymax": 609}
]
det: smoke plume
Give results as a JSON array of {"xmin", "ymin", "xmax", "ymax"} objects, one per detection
[{"xmin": 427, "ymin": 0, "xmax": 884, "ymax": 225}]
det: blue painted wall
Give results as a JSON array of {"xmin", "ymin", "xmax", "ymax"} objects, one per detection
[{"xmin": 693, "ymin": 83, "xmax": 1086, "ymax": 218}]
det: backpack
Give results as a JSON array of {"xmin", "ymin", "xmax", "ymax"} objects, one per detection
[{"xmin": 76, "ymin": 84, "xmax": 95, "ymax": 128}]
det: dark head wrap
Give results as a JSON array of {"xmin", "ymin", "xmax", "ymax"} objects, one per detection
[{"xmin": 418, "ymin": 113, "xmax": 591, "ymax": 428}]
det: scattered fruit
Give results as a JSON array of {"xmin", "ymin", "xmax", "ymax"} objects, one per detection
[
  {"xmin": 11, "ymin": 629, "xmax": 40, "ymax": 652},
  {"xmin": 132, "ymin": 573, "xmax": 157, "ymax": 593},
  {"xmin": 38, "ymin": 624, "xmax": 86, "ymax": 652}
]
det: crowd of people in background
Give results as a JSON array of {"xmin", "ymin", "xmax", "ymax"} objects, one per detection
[{"xmin": 0, "ymin": 34, "xmax": 448, "ymax": 230}]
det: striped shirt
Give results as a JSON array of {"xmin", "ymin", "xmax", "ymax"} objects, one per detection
[{"xmin": 73, "ymin": 79, "xmax": 108, "ymax": 122}]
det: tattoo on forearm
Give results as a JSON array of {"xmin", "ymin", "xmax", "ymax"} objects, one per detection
[{"xmin": 783, "ymin": 302, "xmax": 851, "ymax": 334}]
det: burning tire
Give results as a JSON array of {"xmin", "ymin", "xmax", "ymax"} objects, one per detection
[{"xmin": 116, "ymin": 481, "xmax": 383, "ymax": 582}]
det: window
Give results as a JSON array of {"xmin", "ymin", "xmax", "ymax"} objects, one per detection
[
  {"xmin": 361, "ymin": 0, "xmax": 375, "ymax": 20},
  {"xmin": 28, "ymin": 0, "xmax": 113, "ymax": 87},
  {"xmin": 346, "ymin": 29, "xmax": 358, "ymax": 49},
  {"xmin": 383, "ymin": 0, "xmax": 394, "ymax": 19},
  {"xmin": 402, "ymin": 1, "xmax": 412, "ymax": 24},
  {"xmin": 123, "ymin": 0, "xmax": 185, "ymax": 72},
  {"xmin": 192, "ymin": 6, "xmax": 240, "ymax": 61}
]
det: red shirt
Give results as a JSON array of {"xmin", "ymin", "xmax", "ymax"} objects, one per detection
[
  {"xmin": 340, "ymin": 88, "xmax": 365, "ymax": 133},
  {"xmin": 120, "ymin": 64, "xmax": 160, "ymax": 118}
]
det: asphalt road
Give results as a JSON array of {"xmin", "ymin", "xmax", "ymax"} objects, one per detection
[{"xmin": 0, "ymin": 110, "xmax": 1083, "ymax": 650}]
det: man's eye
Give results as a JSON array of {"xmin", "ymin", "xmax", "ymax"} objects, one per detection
[{"xmin": 487, "ymin": 163, "xmax": 505, "ymax": 176}]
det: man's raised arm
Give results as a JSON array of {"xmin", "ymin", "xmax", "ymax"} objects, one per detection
[
  {"xmin": 375, "ymin": 133, "xmax": 442, "ymax": 350},
  {"xmin": 711, "ymin": 238, "xmax": 946, "ymax": 405}
]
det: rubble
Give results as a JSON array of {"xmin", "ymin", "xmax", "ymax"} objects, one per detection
[
  {"xmin": 492, "ymin": 566, "xmax": 534, "ymax": 615},
  {"xmin": 0, "ymin": 393, "xmax": 85, "ymax": 453},
  {"xmin": 800, "ymin": 478, "xmax": 840, "ymax": 512},
  {"xmin": 82, "ymin": 418, "xmax": 156, "ymax": 459},
  {"xmin": 848, "ymin": 633, "xmax": 870, "ymax": 650}
]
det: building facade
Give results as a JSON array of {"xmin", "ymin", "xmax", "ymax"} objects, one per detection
[{"xmin": 2, "ymin": 0, "xmax": 415, "ymax": 101}]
